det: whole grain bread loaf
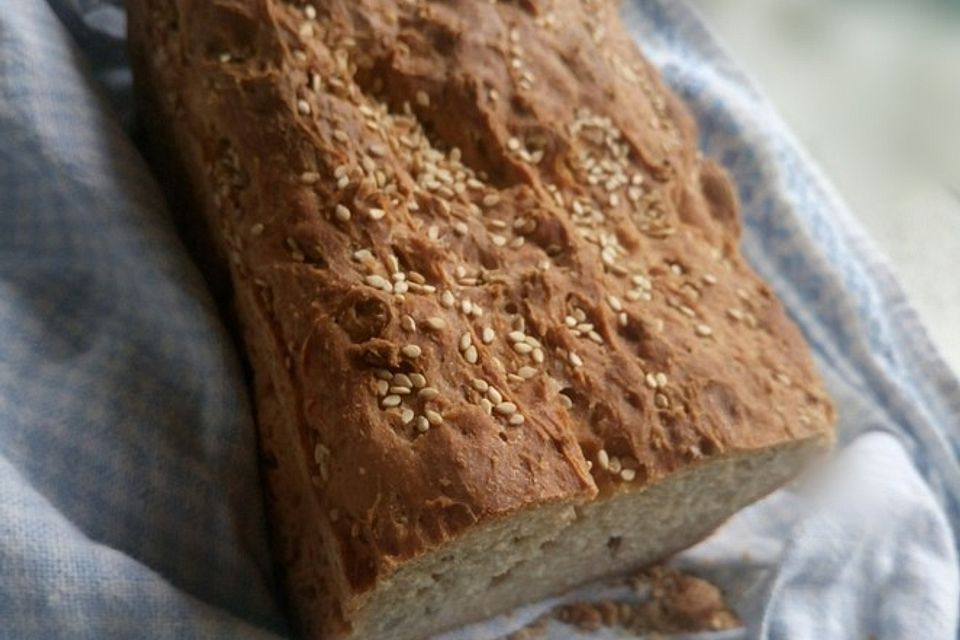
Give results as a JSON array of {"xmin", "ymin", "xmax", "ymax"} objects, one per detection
[{"xmin": 126, "ymin": 1, "xmax": 836, "ymax": 638}]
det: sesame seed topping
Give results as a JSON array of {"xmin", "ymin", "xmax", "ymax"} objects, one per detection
[
  {"xmin": 512, "ymin": 342, "xmax": 533, "ymax": 355},
  {"xmin": 393, "ymin": 373, "xmax": 412, "ymax": 387},
  {"xmin": 410, "ymin": 373, "xmax": 426, "ymax": 388},
  {"xmin": 568, "ymin": 352, "xmax": 583, "ymax": 367},
  {"xmin": 645, "ymin": 373, "xmax": 658, "ymax": 389},
  {"xmin": 425, "ymin": 317, "xmax": 446, "ymax": 331},
  {"xmin": 695, "ymin": 324, "xmax": 713, "ymax": 337},
  {"xmin": 400, "ymin": 315, "xmax": 416, "ymax": 332},
  {"xmin": 381, "ymin": 394, "xmax": 401, "ymax": 408},
  {"xmin": 482, "ymin": 327, "xmax": 495, "ymax": 344},
  {"xmin": 250, "ymin": 223, "xmax": 264, "ymax": 236},
  {"xmin": 464, "ymin": 344, "xmax": 478, "ymax": 364},
  {"xmin": 507, "ymin": 137, "xmax": 521, "ymax": 151},
  {"xmin": 415, "ymin": 90, "xmax": 431, "ymax": 107},
  {"xmin": 389, "ymin": 386, "xmax": 411, "ymax": 395},
  {"xmin": 703, "ymin": 274, "xmax": 718, "ymax": 285},
  {"xmin": 374, "ymin": 369, "xmax": 392, "ymax": 380},
  {"xmin": 597, "ymin": 449, "xmax": 610, "ymax": 469},
  {"xmin": 559, "ymin": 393, "xmax": 573, "ymax": 409},
  {"xmin": 364, "ymin": 274, "xmax": 392, "ymax": 292},
  {"xmin": 418, "ymin": 387, "xmax": 440, "ymax": 400},
  {"xmin": 482, "ymin": 193, "xmax": 501, "ymax": 207},
  {"xmin": 655, "ymin": 372, "xmax": 668, "ymax": 388},
  {"xmin": 416, "ymin": 416, "xmax": 430, "ymax": 432},
  {"xmin": 532, "ymin": 348, "xmax": 544, "ymax": 363},
  {"xmin": 517, "ymin": 366, "xmax": 537, "ymax": 379},
  {"xmin": 508, "ymin": 331, "xmax": 526, "ymax": 343},
  {"xmin": 479, "ymin": 398, "xmax": 493, "ymax": 414},
  {"xmin": 333, "ymin": 129, "xmax": 349, "ymax": 143},
  {"xmin": 401, "ymin": 344, "xmax": 422, "ymax": 359},
  {"xmin": 655, "ymin": 393, "xmax": 670, "ymax": 409},
  {"xmin": 400, "ymin": 408, "xmax": 414, "ymax": 424},
  {"xmin": 368, "ymin": 207, "xmax": 386, "ymax": 221},
  {"xmin": 375, "ymin": 379, "xmax": 389, "ymax": 395},
  {"xmin": 508, "ymin": 414, "xmax": 525, "ymax": 426},
  {"xmin": 425, "ymin": 410, "xmax": 444, "ymax": 425},
  {"xmin": 459, "ymin": 332, "xmax": 472, "ymax": 352},
  {"xmin": 472, "ymin": 378, "xmax": 489, "ymax": 392},
  {"xmin": 620, "ymin": 468, "xmax": 636, "ymax": 481},
  {"xmin": 606, "ymin": 295, "xmax": 623, "ymax": 312},
  {"xmin": 334, "ymin": 204, "xmax": 351, "ymax": 222},
  {"xmin": 441, "ymin": 290, "xmax": 456, "ymax": 308},
  {"xmin": 297, "ymin": 99, "xmax": 311, "ymax": 115},
  {"xmin": 494, "ymin": 402, "xmax": 517, "ymax": 415},
  {"xmin": 301, "ymin": 171, "xmax": 320, "ymax": 184},
  {"xmin": 487, "ymin": 387, "xmax": 502, "ymax": 404}
]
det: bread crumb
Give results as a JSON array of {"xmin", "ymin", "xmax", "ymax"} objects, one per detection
[{"xmin": 503, "ymin": 565, "xmax": 740, "ymax": 638}]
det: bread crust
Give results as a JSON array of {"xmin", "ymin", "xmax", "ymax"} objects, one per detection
[{"xmin": 127, "ymin": 0, "xmax": 835, "ymax": 635}]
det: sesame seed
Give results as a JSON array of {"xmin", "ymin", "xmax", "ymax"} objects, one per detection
[
  {"xmin": 726, "ymin": 308, "xmax": 744, "ymax": 321},
  {"xmin": 401, "ymin": 344, "xmax": 422, "ymax": 359},
  {"xmin": 487, "ymin": 387, "xmax": 502, "ymax": 404},
  {"xmin": 441, "ymin": 290, "xmax": 456, "ymax": 308},
  {"xmin": 532, "ymin": 348, "xmax": 544, "ymax": 363},
  {"xmin": 695, "ymin": 324, "xmax": 713, "ymax": 337},
  {"xmin": 508, "ymin": 414, "xmax": 525, "ymax": 426},
  {"xmin": 374, "ymin": 369, "xmax": 392, "ymax": 380},
  {"xmin": 425, "ymin": 317, "xmax": 446, "ymax": 331},
  {"xmin": 425, "ymin": 410, "xmax": 444, "ymax": 425},
  {"xmin": 250, "ymin": 223, "xmax": 264, "ymax": 236},
  {"xmin": 410, "ymin": 373, "xmax": 427, "ymax": 388},
  {"xmin": 482, "ymin": 193, "xmax": 501, "ymax": 207},
  {"xmin": 608, "ymin": 456, "xmax": 622, "ymax": 474},
  {"xmin": 512, "ymin": 342, "xmax": 533, "ymax": 355},
  {"xmin": 703, "ymin": 274, "xmax": 718, "ymax": 285},
  {"xmin": 588, "ymin": 331, "xmax": 603, "ymax": 344},
  {"xmin": 472, "ymin": 378, "xmax": 489, "ymax": 392},
  {"xmin": 353, "ymin": 249, "xmax": 372, "ymax": 261},
  {"xmin": 368, "ymin": 207, "xmax": 386, "ymax": 221},
  {"xmin": 508, "ymin": 330, "xmax": 525, "ymax": 343},
  {"xmin": 464, "ymin": 344, "xmax": 478, "ymax": 364},
  {"xmin": 454, "ymin": 222, "xmax": 469, "ymax": 235},
  {"xmin": 401, "ymin": 408, "xmax": 414, "ymax": 424},
  {"xmin": 368, "ymin": 143, "xmax": 387, "ymax": 157},
  {"xmin": 479, "ymin": 398, "xmax": 493, "ymax": 414},
  {"xmin": 507, "ymin": 137, "xmax": 521, "ymax": 151},
  {"xmin": 645, "ymin": 373, "xmax": 658, "ymax": 389},
  {"xmin": 517, "ymin": 366, "xmax": 537, "ymax": 379},
  {"xmin": 418, "ymin": 387, "xmax": 440, "ymax": 400},
  {"xmin": 559, "ymin": 393, "xmax": 573, "ymax": 409},
  {"xmin": 655, "ymin": 372, "xmax": 668, "ymax": 388},
  {"xmin": 416, "ymin": 416, "xmax": 430, "ymax": 432},
  {"xmin": 381, "ymin": 394, "xmax": 401, "ymax": 408},
  {"xmin": 482, "ymin": 327, "xmax": 495, "ymax": 344},
  {"xmin": 301, "ymin": 171, "xmax": 320, "ymax": 184},
  {"xmin": 416, "ymin": 90, "xmax": 430, "ymax": 107},
  {"xmin": 775, "ymin": 372, "xmax": 793, "ymax": 386},
  {"xmin": 491, "ymin": 234, "xmax": 507, "ymax": 247},
  {"xmin": 332, "ymin": 129, "xmax": 349, "ymax": 143},
  {"xmin": 389, "ymin": 386, "xmax": 411, "ymax": 395},
  {"xmin": 620, "ymin": 468, "xmax": 636, "ymax": 481},
  {"xmin": 606, "ymin": 295, "xmax": 623, "ymax": 312},
  {"xmin": 597, "ymin": 449, "xmax": 610, "ymax": 469},
  {"xmin": 304, "ymin": 4, "xmax": 317, "ymax": 19},
  {"xmin": 568, "ymin": 352, "xmax": 583, "ymax": 367},
  {"xmin": 400, "ymin": 315, "xmax": 416, "ymax": 332},
  {"xmin": 335, "ymin": 204, "xmax": 351, "ymax": 221},
  {"xmin": 375, "ymin": 379, "xmax": 389, "ymax": 395},
  {"xmin": 494, "ymin": 402, "xmax": 517, "ymax": 415},
  {"xmin": 655, "ymin": 393, "xmax": 670, "ymax": 409},
  {"xmin": 364, "ymin": 274, "xmax": 392, "ymax": 291},
  {"xmin": 459, "ymin": 333, "xmax": 472, "ymax": 352},
  {"xmin": 393, "ymin": 281, "xmax": 409, "ymax": 294},
  {"xmin": 461, "ymin": 299, "xmax": 473, "ymax": 314},
  {"xmin": 393, "ymin": 373, "xmax": 412, "ymax": 387},
  {"xmin": 297, "ymin": 99, "xmax": 311, "ymax": 115}
]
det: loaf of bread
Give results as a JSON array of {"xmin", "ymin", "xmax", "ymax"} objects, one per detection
[{"xmin": 127, "ymin": 1, "xmax": 836, "ymax": 638}]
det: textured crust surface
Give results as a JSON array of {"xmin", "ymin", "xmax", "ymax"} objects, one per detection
[{"xmin": 127, "ymin": 0, "xmax": 835, "ymax": 636}]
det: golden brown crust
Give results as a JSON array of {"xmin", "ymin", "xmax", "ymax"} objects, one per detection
[{"xmin": 127, "ymin": 0, "xmax": 835, "ymax": 634}]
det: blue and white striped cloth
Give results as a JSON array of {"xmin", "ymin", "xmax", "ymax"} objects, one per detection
[{"xmin": 1, "ymin": 1, "xmax": 957, "ymax": 638}]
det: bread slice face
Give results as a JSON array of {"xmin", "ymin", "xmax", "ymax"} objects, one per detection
[{"xmin": 126, "ymin": 0, "xmax": 836, "ymax": 638}]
